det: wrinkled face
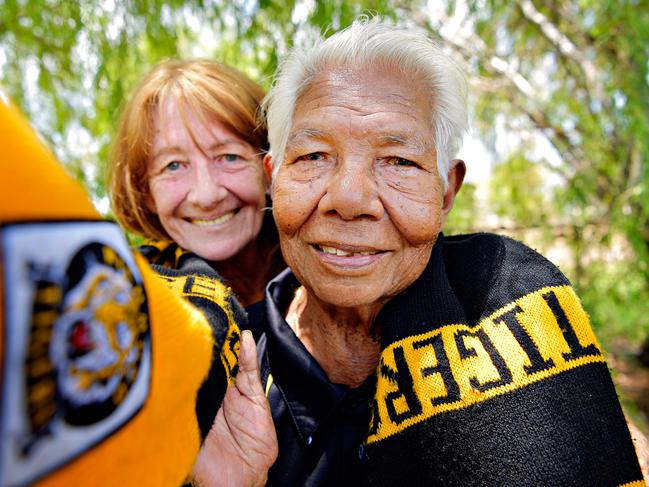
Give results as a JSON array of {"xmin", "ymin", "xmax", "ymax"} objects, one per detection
[
  {"xmin": 148, "ymin": 98, "xmax": 266, "ymax": 262},
  {"xmin": 269, "ymin": 67, "xmax": 460, "ymax": 310}
]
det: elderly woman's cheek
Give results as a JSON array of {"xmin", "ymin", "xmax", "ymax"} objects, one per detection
[
  {"xmin": 271, "ymin": 181, "xmax": 316, "ymax": 236},
  {"xmin": 391, "ymin": 195, "xmax": 445, "ymax": 246},
  {"xmin": 409, "ymin": 219, "xmax": 443, "ymax": 248}
]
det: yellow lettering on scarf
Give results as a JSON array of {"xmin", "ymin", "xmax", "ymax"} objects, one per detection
[{"xmin": 367, "ymin": 285, "xmax": 604, "ymax": 444}]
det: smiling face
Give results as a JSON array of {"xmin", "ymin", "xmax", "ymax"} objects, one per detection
[
  {"xmin": 147, "ymin": 98, "xmax": 266, "ymax": 262},
  {"xmin": 268, "ymin": 66, "xmax": 463, "ymax": 311}
]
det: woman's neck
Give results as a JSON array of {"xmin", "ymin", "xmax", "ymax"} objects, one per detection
[
  {"xmin": 286, "ymin": 287, "xmax": 382, "ymax": 388},
  {"xmin": 212, "ymin": 236, "xmax": 281, "ymax": 307}
]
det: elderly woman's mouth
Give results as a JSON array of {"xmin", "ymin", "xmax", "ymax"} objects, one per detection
[{"xmin": 314, "ymin": 244, "xmax": 383, "ymax": 257}]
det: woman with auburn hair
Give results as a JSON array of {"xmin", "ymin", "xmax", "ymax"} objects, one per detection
[
  {"xmin": 110, "ymin": 59, "xmax": 284, "ymax": 337},
  {"xmin": 109, "ymin": 60, "xmax": 283, "ymax": 484}
]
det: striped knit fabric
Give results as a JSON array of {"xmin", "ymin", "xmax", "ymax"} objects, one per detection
[
  {"xmin": 364, "ymin": 233, "xmax": 644, "ymax": 486},
  {"xmin": 139, "ymin": 241, "xmax": 246, "ymax": 438}
]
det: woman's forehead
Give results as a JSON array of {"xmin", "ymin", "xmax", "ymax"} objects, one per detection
[
  {"xmin": 290, "ymin": 69, "xmax": 435, "ymax": 147},
  {"xmin": 151, "ymin": 101, "xmax": 253, "ymax": 155}
]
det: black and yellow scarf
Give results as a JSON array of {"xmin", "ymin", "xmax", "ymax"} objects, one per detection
[
  {"xmin": 364, "ymin": 233, "xmax": 643, "ymax": 485},
  {"xmin": 139, "ymin": 240, "xmax": 245, "ymax": 439}
]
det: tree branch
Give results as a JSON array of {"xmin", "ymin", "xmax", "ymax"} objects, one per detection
[{"xmin": 515, "ymin": 0, "xmax": 604, "ymax": 102}]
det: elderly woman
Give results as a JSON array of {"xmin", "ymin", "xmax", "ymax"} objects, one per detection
[
  {"xmin": 110, "ymin": 59, "xmax": 284, "ymax": 333},
  {"xmin": 256, "ymin": 18, "xmax": 644, "ymax": 485}
]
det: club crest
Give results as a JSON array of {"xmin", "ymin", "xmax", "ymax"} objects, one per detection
[{"xmin": 1, "ymin": 222, "xmax": 151, "ymax": 486}]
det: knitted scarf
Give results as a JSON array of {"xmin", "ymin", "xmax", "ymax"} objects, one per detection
[
  {"xmin": 363, "ymin": 233, "xmax": 643, "ymax": 485},
  {"xmin": 139, "ymin": 240, "xmax": 245, "ymax": 439}
]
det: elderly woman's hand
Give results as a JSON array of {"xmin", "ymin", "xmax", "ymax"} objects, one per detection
[{"xmin": 191, "ymin": 330, "xmax": 278, "ymax": 486}]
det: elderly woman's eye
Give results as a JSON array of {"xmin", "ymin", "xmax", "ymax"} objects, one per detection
[
  {"xmin": 296, "ymin": 152, "xmax": 325, "ymax": 162},
  {"xmin": 223, "ymin": 153, "xmax": 242, "ymax": 163},
  {"xmin": 388, "ymin": 157, "xmax": 418, "ymax": 167}
]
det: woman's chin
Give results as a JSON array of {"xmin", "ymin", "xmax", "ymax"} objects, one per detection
[
  {"xmin": 191, "ymin": 245, "xmax": 241, "ymax": 263},
  {"xmin": 308, "ymin": 284, "xmax": 391, "ymax": 313}
]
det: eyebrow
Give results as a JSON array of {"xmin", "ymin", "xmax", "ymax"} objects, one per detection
[
  {"xmin": 375, "ymin": 133, "xmax": 429, "ymax": 153},
  {"xmin": 286, "ymin": 127, "xmax": 429, "ymax": 153},
  {"xmin": 151, "ymin": 146, "xmax": 183, "ymax": 160},
  {"xmin": 204, "ymin": 139, "xmax": 248, "ymax": 151},
  {"xmin": 286, "ymin": 128, "xmax": 330, "ymax": 149},
  {"xmin": 152, "ymin": 139, "xmax": 249, "ymax": 160}
]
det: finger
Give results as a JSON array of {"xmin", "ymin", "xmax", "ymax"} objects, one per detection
[{"xmin": 235, "ymin": 330, "xmax": 264, "ymax": 397}]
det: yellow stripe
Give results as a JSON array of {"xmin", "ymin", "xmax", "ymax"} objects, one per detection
[
  {"xmin": 153, "ymin": 273, "xmax": 240, "ymax": 386},
  {"xmin": 265, "ymin": 373, "xmax": 274, "ymax": 397},
  {"xmin": 156, "ymin": 275, "xmax": 233, "ymax": 312},
  {"xmin": 368, "ymin": 285, "xmax": 605, "ymax": 443}
]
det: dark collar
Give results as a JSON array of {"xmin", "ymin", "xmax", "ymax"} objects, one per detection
[{"xmin": 264, "ymin": 269, "xmax": 375, "ymax": 443}]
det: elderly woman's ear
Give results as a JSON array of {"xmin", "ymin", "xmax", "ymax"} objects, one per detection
[
  {"xmin": 263, "ymin": 154, "xmax": 274, "ymax": 186},
  {"xmin": 442, "ymin": 158, "xmax": 466, "ymax": 220}
]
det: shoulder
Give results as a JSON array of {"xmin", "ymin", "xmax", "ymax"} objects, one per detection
[
  {"xmin": 443, "ymin": 233, "xmax": 570, "ymax": 323},
  {"xmin": 138, "ymin": 243, "xmax": 246, "ymax": 347},
  {"xmin": 138, "ymin": 240, "xmax": 181, "ymax": 268},
  {"xmin": 443, "ymin": 232, "xmax": 569, "ymax": 285}
]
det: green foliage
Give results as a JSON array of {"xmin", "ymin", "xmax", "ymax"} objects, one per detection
[
  {"xmin": 577, "ymin": 259, "xmax": 649, "ymax": 345},
  {"xmin": 445, "ymin": 182, "xmax": 478, "ymax": 234},
  {"xmin": 489, "ymin": 152, "xmax": 548, "ymax": 227},
  {"xmin": 1, "ymin": 0, "xmax": 648, "ymax": 350}
]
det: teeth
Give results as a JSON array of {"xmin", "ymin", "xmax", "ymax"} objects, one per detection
[
  {"xmin": 321, "ymin": 245, "xmax": 349, "ymax": 256},
  {"xmin": 192, "ymin": 211, "xmax": 235, "ymax": 226},
  {"xmin": 319, "ymin": 245, "xmax": 377, "ymax": 257}
]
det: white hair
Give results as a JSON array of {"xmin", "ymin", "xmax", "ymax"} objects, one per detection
[{"xmin": 263, "ymin": 16, "xmax": 469, "ymax": 189}]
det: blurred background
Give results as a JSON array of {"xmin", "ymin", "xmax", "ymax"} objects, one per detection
[{"xmin": 1, "ymin": 0, "xmax": 647, "ymax": 432}]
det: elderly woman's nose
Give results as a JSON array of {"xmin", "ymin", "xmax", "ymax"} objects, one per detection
[
  {"xmin": 319, "ymin": 161, "xmax": 383, "ymax": 220},
  {"xmin": 187, "ymin": 163, "xmax": 227, "ymax": 209}
]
